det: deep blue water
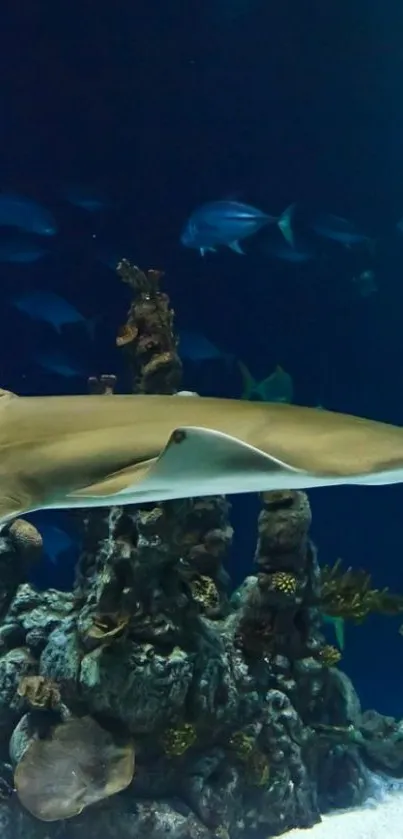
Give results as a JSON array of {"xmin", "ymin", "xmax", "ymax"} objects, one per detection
[{"xmin": 3, "ymin": 0, "xmax": 403, "ymax": 715}]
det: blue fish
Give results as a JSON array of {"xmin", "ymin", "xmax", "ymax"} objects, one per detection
[
  {"xmin": 312, "ymin": 213, "xmax": 368, "ymax": 246},
  {"xmin": 0, "ymin": 236, "xmax": 48, "ymax": 263},
  {"xmin": 36, "ymin": 523, "xmax": 75, "ymax": 564},
  {"xmin": 0, "ymin": 193, "xmax": 56, "ymax": 236},
  {"xmin": 12, "ymin": 291, "xmax": 98, "ymax": 338},
  {"xmin": 178, "ymin": 330, "xmax": 233, "ymax": 365},
  {"xmin": 181, "ymin": 200, "xmax": 295, "ymax": 255},
  {"xmin": 34, "ymin": 350, "xmax": 87, "ymax": 378},
  {"xmin": 352, "ymin": 269, "xmax": 377, "ymax": 298},
  {"xmin": 265, "ymin": 240, "xmax": 313, "ymax": 262},
  {"xmin": 63, "ymin": 185, "xmax": 111, "ymax": 213}
]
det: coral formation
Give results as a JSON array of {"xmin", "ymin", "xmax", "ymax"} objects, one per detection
[
  {"xmin": 318, "ymin": 558, "xmax": 403, "ymax": 622},
  {"xmin": 162, "ymin": 723, "xmax": 197, "ymax": 756},
  {"xmin": 0, "ymin": 263, "xmax": 402, "ymax": 838},
  {"xmin": 17, "ymin": 675, "xmax": 61, "ymax": 710},
  {"xmin": 116, "ymin": 260, "xmax": 182, "ymax": 394}
]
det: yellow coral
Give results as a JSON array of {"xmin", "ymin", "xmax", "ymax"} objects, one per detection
[
  {"xmin": 162, "ymin": 723, "xmax": 197, "ymax": 757},
  {"xmin": 229, "ymin": 731, "xmax": 255, "ymax": 760},
  {"xmin": 17, "ymin": 676, "xmax": 61, "ymax": 710},
  {"xmin": 271, "ymin": 571, "xmax": 298, "ymax": 596},
  {"xmin": 86, "ymin": 614, "xmax": 129, "ymax": 644},
  {"xmin": 248, "ymin": 750, "xmax": 270, "ymax": 787},
  {"xmin": 228, "ymin": 731, "xmax": 270, "ymax": 787},
  {"xmin": 317, "ymin": 645, "xmax": 342, "ymax": 667},
  {"xmin": 190, "ymin": 575, "xmax": 220, "ymax": 612}
]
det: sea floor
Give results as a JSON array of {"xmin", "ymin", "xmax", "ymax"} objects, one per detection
[{"xmin": 283, "ymin": 777, "xmax": 403, "ymax": 839}]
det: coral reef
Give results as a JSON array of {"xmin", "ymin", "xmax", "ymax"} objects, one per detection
[
  {"xmin": 318, "ymin": 558, "xmax": 403, "ymax": 622},
  {"xmin": 0, "ymin": 263, "xmax": 402, "ymax": 838}
]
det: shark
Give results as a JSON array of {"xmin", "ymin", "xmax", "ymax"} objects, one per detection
[{"xmin": 0, "ymin": 389, "xmax": 403, "ymax": 526}]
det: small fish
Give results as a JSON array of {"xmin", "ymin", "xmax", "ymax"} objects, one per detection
[
  {"xmin": 322, "ymin": 613, "xmax": 345, "ymax": 650},
  {"xmin": 178, "ymin": 330, "xmax": 233, "ymax": 365},
  {"xmin": 35, "ymin": 522, "xmax": 75, "ymax": 563},
  {"xmin": 352, "ymin": 269, "xmax": 377, "ymax": 298},
  {"xmin": 265, "ymin": 240, "xmax": 313, "ymax": 262},
  {"xmin": 181, "ymin": 200, "xmax": 295, "ymax": 255},
  {"xmin": 0, "ymin": 237, "xmax": 48, "ymax": 263},
  {"xmin": 34, "ymin": 351, "xmax": 87, "ymax": 379},
  {"xmin": 312, "ymin": 213, "xmax": 368, "ymax": 246},
  {"xmin": 12, "ymin": 291, "xmax": 98, "ymax": 338},
  {"xmin": 63, "ymin": 185, "xmax": 110, "ymax": 213},
  {"xmin": 239, "ymin": 362, "xmax": 294, "ymax": 403},
  {"xmin": 0, "ymin": 193, "xmax": 56, "ymax": 236}
]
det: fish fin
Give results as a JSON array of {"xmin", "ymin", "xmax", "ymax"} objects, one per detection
[
  {"xmin": 69, "ymin": 427, "xmax": 305, "ymax": 503},
  {"xmin": 228, "ymin": 240, "xmax": 244, "ymax": 254},
  {"xmin": 0, "ymin": 492, "xmax": 32, "ymax": 526},
  {"xmin": 199, "ymin": 247, "xmax": 216, "ymax": 257},
  {"xmin": 238, "ymin": 361, "xmax": 257, "ymax": 399},
  {"xmin": 67, "ymin": 460, "xmax": 155, "ymax": 499},
  {"xmin": 132, "ymin": 426, "xmax": 304, "ymax": 496},
  {"xmin": 278, "ymin": 203, "xmax": 296, "ymax": 248}
]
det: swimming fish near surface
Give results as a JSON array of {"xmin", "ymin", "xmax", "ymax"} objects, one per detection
[
  {"xmin": 181, "ymin": 200, "xmax": 295, "ymax": 255},
  {"xmin": 0, "ymin": 193, "xmax": 57, "ymax": 236},
  {"xmin": 0, "ymin": 391, "xmax": 403, "ymax": 526},
  {"xmin": 12, "ymin": 291, "xmax": 98, "ymax": 339}
]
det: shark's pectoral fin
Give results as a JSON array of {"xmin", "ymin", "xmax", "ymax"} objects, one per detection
[{"xmin": 0, "ymin": 486, "xmax": 34, "ymax": 525}]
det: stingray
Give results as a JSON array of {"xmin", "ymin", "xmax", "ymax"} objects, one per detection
[{"xmin": 0, "ymin": 389, "xmax": 402, "ymax": 525}]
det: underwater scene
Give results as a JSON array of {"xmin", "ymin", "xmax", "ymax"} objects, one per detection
[{"xmin": 2, "ymin": 1, "xmax": 403, "ymax": 837}]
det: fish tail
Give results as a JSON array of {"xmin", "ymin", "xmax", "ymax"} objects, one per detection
[
  {"xmin": 238, "ymin": 361, "xmax": 256, "ymax": 399},
  {"xmin": 277, "ymin": 203, "xmax": 296, "ymax": 248}
]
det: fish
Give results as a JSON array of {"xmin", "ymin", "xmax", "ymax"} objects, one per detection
[
  {"xmin": 264, "ymin": 240, "xmax": 313, "ymax": 263},
  {"xmin": 0, "ymin": 233, "xmax": 49, "ymax": 263},
  {"xmin": 180, "ymin": 200, "xmax": 295, "ymax": 255},
  {"xmin": 312, "ymin": 213, "xmax": 368, "ymax": 246},
  {"xmin": 11, "ymin": 291, "xmax": 98, "ymax": 339},
  {"xmin": 0, "ymin": 193, "xmax": 56, "ymax": 236},
  {"xmin": 34, "ymin": 351, "xmax": 87, "ymax": 379},
  {"xmin": 0, "ymin": 391, "xmax": 403, "ymax": 526},
  {"xmin": 63, "ymin": 185, "xmax": 110, "ymax": 213},
  {"xmin": 178, "ymin": 330, "xmax": 233, "ymax": 365},
  {"xmin": 352, "ymin": 269, "xmax": 377, "ymax": 298},
  {"xmin": 239, "ymin": 362, "xmax": 294, "ymax": 403},
  {"xmin": 31, "ymin": 521, "xmax": 75, "ymax": 564}
]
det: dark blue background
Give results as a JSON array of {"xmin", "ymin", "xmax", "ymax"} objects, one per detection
[{"xmin": 3, "ymin": 0, "xmax": 403, "ymax": 715}]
